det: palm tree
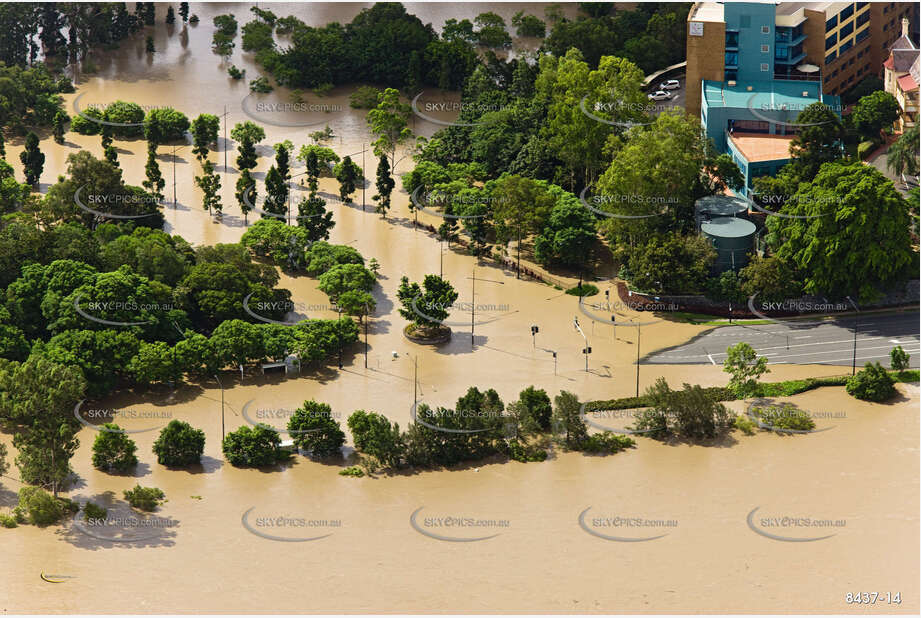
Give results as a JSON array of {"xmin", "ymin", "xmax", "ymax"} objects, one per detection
[{"xmin": 887, "ymin": 125, "xmax": 920, "ymax": 179}]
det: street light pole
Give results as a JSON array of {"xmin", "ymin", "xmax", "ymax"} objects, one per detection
[
  {"xmin": 364, "ymin": 302, "xmax": 369, "ymax": 369},
  {"xmin": 635, "ymin": 321, "xmax": 641, "ymax": 397},
  {"xmin": 171, "ymin": 145, "xmax": 184, "ymax": 207}
]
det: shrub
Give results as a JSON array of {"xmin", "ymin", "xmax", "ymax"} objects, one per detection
[
  {"xmin": 16, "ymin": 487, "xmax": 65, "ymax": 526},
  {"xmin": 734, "ymin": 414, "xmax": 757, "ymax": 435},
  {"xmin": 349, "ymin": 86, "xmax": 380, "ymax": 109},
  {"xmin": 228, "ymin": 65, "xmax": 245, "ymax": 80},
  {"xmin": 250, "ymin": 76, "xmax": 273, "ymax": 93},
  {"xmin": 288, "ymin": 401, "xmax": 345, "ymax": 457},
  {"xmin": 636, "ymin": 378, "xmax": 733, "ymax": 440},
  {"xmin": 83, "ymin": 502, "xmax": 108, "ymax": 521},
  {"xmin": 91, "ymin": 424, "xmax": 139, "ymax": 472},
  {"xmin": 506, "ymin": 439, "xmax": 548, "ymax": 462},
  {"xmin": 565, "ymin": 283, "xmax": 598, "ymax": 297},
  {"xmin": 857, "ymin": 140, "xmax": 876, "ymax": 160},
  {"xmin": 153, "ymin": 420, "xmax": 206, "ymax": 467},
  {"xmin": 71, "ymin": 106, "xmax": 104, "ymax": 135},
  {"xmin": 581, "ymin": 432, "xmax": 636, "ymax": 454},
  {"xmin": 104, "ymin": 101, "xmax": 145, "ymax": 137},
  {"xmin": 750, "ymin": 403, "xmax": 816, "ymax": 431},
  {"xmin": 347, "ymin": 410, "xmax": 403, "ymax": 468},
  {"xmin": 312, "ymin": 82, "xmax": 334, "ymax": 97},
  {"xmin": 339, "ymin": 465, "xmax": 364, "ymax": 477},
  {"xmin": 123, "ymin": 485, "xmax": 165, "ymax": 511},
  {"xmin": 890, "ymin": 345, "xmax": 910, "ymax": 371},
  {"xmin": 846, "ymin": 362, "xmax": 896, "ymax": 402},
  {"xmin": 0, "ymin": 513, "xmax": 18, "ymax": 528},
  {"xmin": 222, "ymin": 425, "xmax": 286, "ymax": 467}
]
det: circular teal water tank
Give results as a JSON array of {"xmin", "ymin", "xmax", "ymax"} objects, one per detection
[{"xmin": 700, "ymin": 216, "xmax": 757, "ymax": 272}]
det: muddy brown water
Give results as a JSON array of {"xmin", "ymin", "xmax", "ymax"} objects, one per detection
[{"xmin": 1, "ymin": 3, "xmax": 918, "ymax": 614}]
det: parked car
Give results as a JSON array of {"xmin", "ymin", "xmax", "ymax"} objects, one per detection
[
  {"xmin": 660, "ymin": 79, "xmax": 681, "ymax": 90},
  {"xmin": 648, "ymin": 90, "xmax": 672, "ymax": 101}
]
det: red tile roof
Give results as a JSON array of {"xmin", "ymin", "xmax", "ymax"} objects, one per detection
[{"xmin": 898, "ymin": 73, "xmax": 919, "ymax": 92}]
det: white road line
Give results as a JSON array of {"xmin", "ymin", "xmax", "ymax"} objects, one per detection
[{"xmin": 707, "ymin": 353, "xmax": 716, "ymax": 365}]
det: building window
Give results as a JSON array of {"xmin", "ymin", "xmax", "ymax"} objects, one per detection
[
  {"xmin": 760, "ymin": 63, "xmax": 769, "ymax": 72},
  {"xmin": 856, "ymin": 10, "xmax": 870, "ymax": 28},
  {"xmin": 857, "ymin": 1, "xmax": 868, "ymax": 9},
  {"xmin": 761, "ymin": 44, "xmax": 770, "ymax": 53},
  {"xmin": 740, "ymin": 15, "xmax": 751, "ymax": 28},
  {"xmin": 826, "ymin": 33, "xmax": 837, "ymax": 49},
  {"xmin": 841, "ymin": 4, "xmax": 854, "ymax": 20},
  {"xmin": 725, "ymin": 51, "xmax": 738, "ymax": 66},
  {"xmin": 841, "ymin": 21, "xmax": 854, "ymax": 37},
  {"xmin": 726, "ymin": 31, "xmax": 739, "ymax": 47},
  {"xmin": 856, "ymin": 27, "xmax": 869, "ymax": 44},
  {"xmin": 826, "ymin": 50, "xmax": 837, "ymax": 64},
  {"xmin": 725, "ymin": 69, "xmax": 737, "ymax": 81},
  {"xmin": 826, "ymin": 15, "xmax": 837, "ymax": 31},
  {"xmin": 841, "ymin": 38, "xmax": 853, "ymax": 54}
]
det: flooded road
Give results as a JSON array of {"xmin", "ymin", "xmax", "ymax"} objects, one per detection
[{"xmin": 1, "ymin": 3, "xmax": 918, "ymax": 614}]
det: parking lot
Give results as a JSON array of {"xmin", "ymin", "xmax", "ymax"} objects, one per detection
[{"xmin": 648, "ymin": 73, "xmax": 686, "ymax": 115}]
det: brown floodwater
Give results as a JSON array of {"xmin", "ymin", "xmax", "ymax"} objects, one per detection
[{"xmin": 1, "ymin": 3, "xmax": 918, "ymax": 614}]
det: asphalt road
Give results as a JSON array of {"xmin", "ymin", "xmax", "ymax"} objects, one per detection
[{"xmin": 645, "ymin": 311, "xmax": 920, "ymax": 368}]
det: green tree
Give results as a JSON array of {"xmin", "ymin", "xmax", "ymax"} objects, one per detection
[
  {"xmin": 367, "ymin": 87, "xmax": 411, "ymax": 170},
  {"xmin": 474, "ymin": 12, "xmax": 511, "ymax": 48},
  {"xmin": 507, "ymin": 386, "xmax": 552, "ymax": 435},
  {"xmin": 373, "ymin": 154, "xmax": 395, "ymax": 217},
  {"xmin": 296, "ymin": 193, "xmax": 335, "ymax": 241},
  {"xmin": 1, "ymin": 356, "xmax": 87, "ymax": 496},
  {"xmin": 739, "ymin": 255, "xmax": 803, "ymax": 303},
  {"xmin": 788, "ymin": 102, "xmax": 845, "ymax": 179},
  {"xmin": 209, "ymin": 319, "xmax": 264, "ymax": 370},
  {"xmin": 723, "ymin": 342, "xmax": 769, "ymax": 398},
  {"xmin": 52, "ymin": 110, "xmax": 68, "ymax": 144},
  {"xmin": 766, "ymin": 162, "xmax": 913, "ymax": 301},
  {"xmin": 887, "ymin": 125, "xmax": 920, "ymax": 178},
  {"xmin": 396, "ymin": 274, "xmax": 458, "ymax": 329},
  {"xmin": 191, "ymin": 113, "xmax": 220, "ymax": 160},
  {"xmin": 288, "ymin": 400, "xmax": 345, "ymax": 457},
  {"xmin": 263, "ymin": 165, "xmax": 287, "ymax": 219},
  {"xmin": 231, "ymin": 121, "xmax": 265, "ymax": 171},
  {"xmin": 142, "ymin": 143, "xmax": 164, "ymax": 201},
  {"xmin": 165, "ymin": 6, "xmax": 175, "ymax": 24},
  {"xmin": 347, "ymin": 410, "xmax": 403, "ymax": 468},
  {"xmin": 236, "ymin": 169, "xmax": 254, "ymax": 223},
  {"xmin": 533, "ymin": 196, "xmax": 597, "ymax": 269},
  {"xmin": 852, "ymin": 91, "xmax": 900, "ymax": 141},
  {"xmin": 152, "ymin": 420, "xmax": 205, "ymax": 466},
  {"xmin": 144, "ymin": 107, "xmax": 190, "ymax": 145},
  {"xmin": 334, "ymin": 156, "xmax": 361, "ymax": 204},
  {"xmin": 635, "ymin": 378, "xmax": 733, "ymax": 440},
  {"xmin": 195, "ymin": 159, "xmax": 222, "ymax": 215},
  {"xmin": 222, "ymin": 424, "xmax": 284, "ymax": 467},
  {"xmin": 179, "ymin": 2, "xmax": 189, "ymax": 22},
  {"xmin": 551, "ymin": 390, "xmax": 588, "ymax": 449},
  {"xmin": 890, "ymin": 345, "xmax": 910, "ymax": 372},
  {"xmin": 91, "ymin": 424, "xmax": 139, "ymax": 472},
  {"xmin": 19, "ymin": 132, "xmax": 44, "ymax": 185},
  {"xmin": 145, "ymin": 35, "xmax": 154, "ymax": 54}
]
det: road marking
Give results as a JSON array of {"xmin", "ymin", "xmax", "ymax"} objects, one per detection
[{"xmin": 707, "ymin": 353, "xmax": 716, "ymax": 365}]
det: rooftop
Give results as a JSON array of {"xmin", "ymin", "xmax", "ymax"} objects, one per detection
[
  {"xmin": 702, "ymin": 79, "xmax": 831, "ymax": 111},
  {"xmin": 688, "ymin": 2, "xmax": 724, "ymax": 23},
  {"xmin": 695, "ymin": 194, "xmax": 750, "ymax": 215},
  {"xmin": 729, "ymin": 132, "xmax": 796, "ymax": 163}
]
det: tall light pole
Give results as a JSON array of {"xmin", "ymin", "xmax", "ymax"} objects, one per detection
[
  {"xmin": 635, "ymin": 320, "xmax": 642, "ymax": 397},
  {"xmin": 574, "ymin": 316, "xmax": 590, "ymax": 372},
  {"xmin": 846, "ymin": 296, "xmax": 859, "ymax": 375},
  {"xmin": 364, "ymin": 302, "xmax": 369, "ymax": 369},
  {"xmin": 171, "ymin": 144, "xmax": 185, "ymax": 208},
  {"xmin": 467, "ymin": 266, "xmax": 504, "ymax": 347}
]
